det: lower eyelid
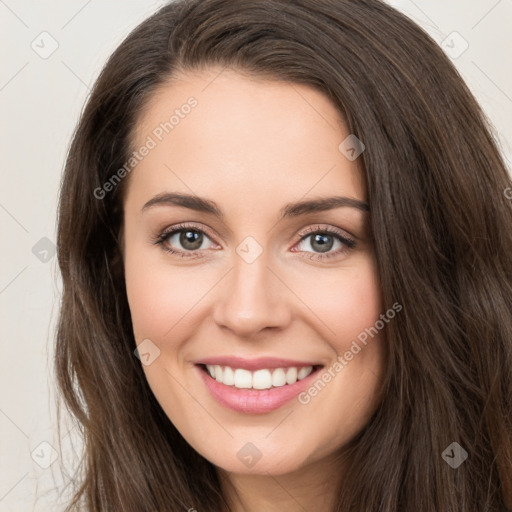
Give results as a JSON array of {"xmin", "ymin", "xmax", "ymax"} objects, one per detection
[{"xmin": 157, "ymin": 226, "xmax": 355, "ymax": 258}]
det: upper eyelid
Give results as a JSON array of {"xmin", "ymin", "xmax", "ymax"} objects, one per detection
[
  {"xmin": 160, "ymin": 222, "xmax": 355, "ymax": 247},
  {"xmin": 298, "ymin": 224, "xmax": 355, "ymax": 241},
  {"xmin": 163, "ymin": 223, "xmax": 217, "ymax": 244}
]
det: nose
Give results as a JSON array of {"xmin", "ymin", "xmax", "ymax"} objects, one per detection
[{"xmin": 212, "ymin": 249, "xmax": 292, "ymax": 338}]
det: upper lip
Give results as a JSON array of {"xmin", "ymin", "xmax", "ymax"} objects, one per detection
[{"xmin": 195, "ymin": 356, "xmax": 322, "ymax": 371}]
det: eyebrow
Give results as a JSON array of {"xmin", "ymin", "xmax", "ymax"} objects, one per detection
[{"xmin": 142, "ymin": 192, "xmax": 369, "ymax": 219}]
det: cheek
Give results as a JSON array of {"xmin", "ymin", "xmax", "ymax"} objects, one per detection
[
  {"xmin": 292, "ymin": 256, "xmax": 383, "ymax": 346},
  {"xmin": 124, "ymin": 241, "xmax": 202, "ymax": 342},
  {"xmin": 126, "ymin": 243, "xmax": 382, "ymax": 347}
]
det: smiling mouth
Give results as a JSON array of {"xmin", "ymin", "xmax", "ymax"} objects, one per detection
[{"xmin": 198, "ymin": 363, "xmax": 324, "ymax": 390}]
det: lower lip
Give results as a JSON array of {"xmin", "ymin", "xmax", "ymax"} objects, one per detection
[{"xmin": 196, "ymin": 365, "xmax": 322, "ymax": 414}]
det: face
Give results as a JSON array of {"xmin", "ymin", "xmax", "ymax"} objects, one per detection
[{"xmin": 122, "ymin": 67, "xmax": 386, "ymax": 476}]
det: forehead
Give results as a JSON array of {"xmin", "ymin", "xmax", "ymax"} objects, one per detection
[{"xmin": 125, "ymin": 67, "xmax": 366, "ymax": 215}]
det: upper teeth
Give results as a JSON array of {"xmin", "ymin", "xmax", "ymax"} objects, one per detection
[{"xmin": 205, "ymin": 365, "xmax": 314, "ymax": 389}]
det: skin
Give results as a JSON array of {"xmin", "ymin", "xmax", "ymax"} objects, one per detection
[{"xmin": 122, "ymin": 67, "xmax": 387, "ymax": 512}]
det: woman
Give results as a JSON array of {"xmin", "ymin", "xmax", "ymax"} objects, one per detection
[{"xmin": 55, "ymin": 0, "xmax": 512, "ymax": 510}]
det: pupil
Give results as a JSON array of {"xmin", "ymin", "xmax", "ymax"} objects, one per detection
[
  {"xmin": 181, "ymin": 230, "xmax": 202, "ymax": 250},
  {"xmin": 312, "ymin": 234, "xmax": 333, "ymax": 253},
  {"xmin": 177, "ymin": 231, "xmax": 334, "ymax": 253}
]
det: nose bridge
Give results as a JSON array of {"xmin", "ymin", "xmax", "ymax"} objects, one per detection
[{"xmin": 212, "ymin": 239, "xmax": 291, "ymax": 336}]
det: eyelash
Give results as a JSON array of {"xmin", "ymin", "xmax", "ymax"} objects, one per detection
[{"xmin": 151, "ymin": 222, "xmax": 356, "ymax": 261}]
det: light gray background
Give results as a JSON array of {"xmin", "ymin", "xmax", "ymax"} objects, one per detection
[{"xmin": 0, "ymin": 1, "xmax": 511, "ymax": 510}]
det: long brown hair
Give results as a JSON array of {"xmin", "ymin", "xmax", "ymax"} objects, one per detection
[{"xmin": 55, "ymin": 0, "xmax": 512, "ymax": 510}]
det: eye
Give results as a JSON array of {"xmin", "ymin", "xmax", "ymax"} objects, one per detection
[
  {"xmin": 152, "ymin": 223, "xmax": 356, "ymax": 261},
  {"xmin": 152, "ymin": 223, "xmax": 218, "ymax": 258},
  {"xmin": 293, "ymin": 225, "xmax": 356, "ymax": 261}
]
